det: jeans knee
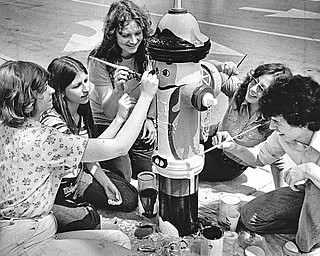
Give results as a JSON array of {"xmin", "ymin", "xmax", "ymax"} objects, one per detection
[
  {"xmin": 240, "ymin": 204, "xmax": 262, "ymax": 233},
  {"xmin": 117, "ymin": 193, "xmax": 138, "ymax": 212},
  {"xmin": 60, "ymin": 205, "xmax": 100, "ymax": 232}
]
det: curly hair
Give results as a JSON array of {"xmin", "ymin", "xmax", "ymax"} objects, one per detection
[
  {"xmin": 0, "ymin": 60, "xmax": 49, "ymax": 127},
  {"xmin": 89, "ymin": 0, "xmax": 152, "ymax": 75},
  {"xmin": 234, "ymin": 63, "xmax": 292, "ymax": 111},
  {"xmin": 47, "ymin": 56, "xmax": 96, "ymax": 137},
  {"xmin": 259, "ymin": 75, "xmax": 320, "ymax": 131}
]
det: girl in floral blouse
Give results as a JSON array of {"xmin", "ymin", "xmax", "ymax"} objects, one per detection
[{"xmin": 0, "ymin": 60, "xmax": 158, "ymax": 255}]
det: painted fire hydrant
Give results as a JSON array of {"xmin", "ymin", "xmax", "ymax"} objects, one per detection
[{"xmin": 147, "ymin": 0, "xmax": 223, "ymax": 236}]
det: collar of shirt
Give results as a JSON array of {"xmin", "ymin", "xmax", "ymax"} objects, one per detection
[
  {"xmin": 310, "ymin": 130, "xmax": 320, "ymax": 153},
  {"xmin": 232, "ymin": 100, "xmax": 262, "ymax": 122},
  {"xmin": 288, "ymin": 130, "xmax": 320, "ymax": 153}
]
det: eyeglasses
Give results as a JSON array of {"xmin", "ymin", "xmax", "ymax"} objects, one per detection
[{"xmin": 249, "ymin": 76, "xmax": 266, "ymax": 93}]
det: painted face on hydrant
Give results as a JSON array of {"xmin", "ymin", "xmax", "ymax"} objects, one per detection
[{"xmin": 154, "ymin": 61, "xmax": 202, "ymax": 161}]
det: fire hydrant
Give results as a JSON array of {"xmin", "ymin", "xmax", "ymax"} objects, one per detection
[{"xmin": 147, "ymin": 1, "xmax": 223, "ymax": 236}]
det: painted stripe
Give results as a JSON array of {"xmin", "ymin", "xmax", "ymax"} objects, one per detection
[
  {"xmin": 71, "ymin": 0, "xmax": 320, "ymax": 43},
  {"xmin": 0, "ymin": 53, "xmax": 13, "ymax": 61},
  {"xmin": 199, "ymin": 20, "xmax": 320, "ymax": 43},
  {"xmin": 70, "ymin": 0, "xmax": 111, "ymax": 8}
]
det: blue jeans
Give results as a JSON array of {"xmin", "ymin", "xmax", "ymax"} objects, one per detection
[{"xmin": 241, "ymin": 180, "xmax": 320, "ymax": 252}]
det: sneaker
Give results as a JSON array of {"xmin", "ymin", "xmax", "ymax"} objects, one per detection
[{"xmin": 283, "ymin": 240, "xmax": 320, "ymax": 256}]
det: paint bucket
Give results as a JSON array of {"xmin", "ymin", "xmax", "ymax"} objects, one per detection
[{"xmin": 201, "ymin": 225, "xmax": 224, "ymax": 256}]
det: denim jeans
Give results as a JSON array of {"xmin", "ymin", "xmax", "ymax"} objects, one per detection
[
  {"xmin": 96, "ymin": 124, "xmax": 154, "ymax": 181},
  {"xmin": 241, "ymin": 180, "xmax": 320, "ymax": 252},
  {"xmin": 0, "ymin": 213, "xmax": 132, "ymax": 255},
  {"xmin": 200, "ymin": 136, "xmax": 247, "ymax": 181},
  {"xmin": 129, "ymin": 147, "xmax": 154, "ymax": 179},
  {"xmin": 53, "ymin": 171, "xmax": 138, "ymax": 233}
]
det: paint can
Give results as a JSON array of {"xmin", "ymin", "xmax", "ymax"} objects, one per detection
[{"xmin": 219, "ymin": 193, "xmax": 240, "ymax": 225}]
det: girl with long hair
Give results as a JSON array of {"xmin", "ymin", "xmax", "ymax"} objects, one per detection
[
  {"xmin": 40, "ymin": 56, "xmax": 139, "ymax": 233},
  {"xmin": 88, "ymin": 0, "xmax": 156, "ymax": 181},
  {"xmin": 201, "ymin": 63, "xmax": 294, "ymax": 187}
]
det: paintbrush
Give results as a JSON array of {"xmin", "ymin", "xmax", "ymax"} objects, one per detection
[
  {"xmin": 203, "ymin": 123, "xmax": 261, "ymax": 154},
  {"xmin": 124, "ymin": 70, "xmax": 157, "ymax": 94},
  {"xmin": 89, "ymin": 56, "xmax": 142, "ymax": 79},
  {"xmin": 222, "ymin": 54, "xmax": 248, "ymax": 86}
]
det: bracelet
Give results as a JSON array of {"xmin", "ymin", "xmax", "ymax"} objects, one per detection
[
  {"xmin": 146, "ymin": 116, "xmax": 155, "ymax": 121},
  {"xmin": 146, "ymin": 116, "xmax": 156, "ymax": 125}
]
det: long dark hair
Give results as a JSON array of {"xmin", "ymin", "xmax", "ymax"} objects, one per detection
[
  {"xmin": 89, "ymin": 0, "xmax": 152, "ymax": 75},
  {"xmin": 47, "ymin": 56, "xmax": 95, "ymax": 137},
  {"xmin": 234, "ymin": 63, "xmax": 292, "ymax": 111}
]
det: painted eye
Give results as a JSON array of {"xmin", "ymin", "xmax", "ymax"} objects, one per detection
[{"xmin": 162, "ymin": 69, "xmax": 170, "ymax": 77}]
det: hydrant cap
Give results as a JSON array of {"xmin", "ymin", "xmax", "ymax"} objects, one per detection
[
  {"xmin": 147, "ymin": 10, "xmax": 211, "ymax": 63},
  {"xmin": 157, "ymin": 11, "xmax": 209, "ymax": 47}
]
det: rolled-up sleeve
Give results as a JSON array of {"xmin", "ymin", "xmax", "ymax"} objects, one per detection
[{"xmin": 257, "ymin": 132, "xmax": 286, "ymax": 165}]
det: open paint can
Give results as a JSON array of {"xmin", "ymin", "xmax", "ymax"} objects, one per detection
[{"xmin": 219, "ymin": 193, "xmax": 240, "ymax": 225}]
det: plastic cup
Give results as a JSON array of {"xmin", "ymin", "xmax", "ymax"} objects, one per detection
[
  {"xmin": 226, "ymin": 209, "xmax": 240, "ymax": 232},
  {"xmin": 137, "ymin": 171, "xmax": 158, "ymax": 218},
  {"xmin": 137, "ymin": 171, "xmax": 157, "ymax": 191},
  {"xmin": 219, "ymin": 193, "xmax": 240, "ymax": 225}
]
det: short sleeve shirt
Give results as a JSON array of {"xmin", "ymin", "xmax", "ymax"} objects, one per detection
[
  {"xmin": 0, "ymin": 119, "xmax": 88, "ymax": 218},
  {"xmin": 88, "ymin": 57, "xmax": 141, "ymax": 126},
  {"xmin": 258, "ymin": 130, "xmax": 320, "ymax": 167}
]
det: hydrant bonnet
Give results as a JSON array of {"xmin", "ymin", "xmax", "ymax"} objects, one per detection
[{"xmin": 148, "ymin": 8, "xmax": 211, "ymax": 63}]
